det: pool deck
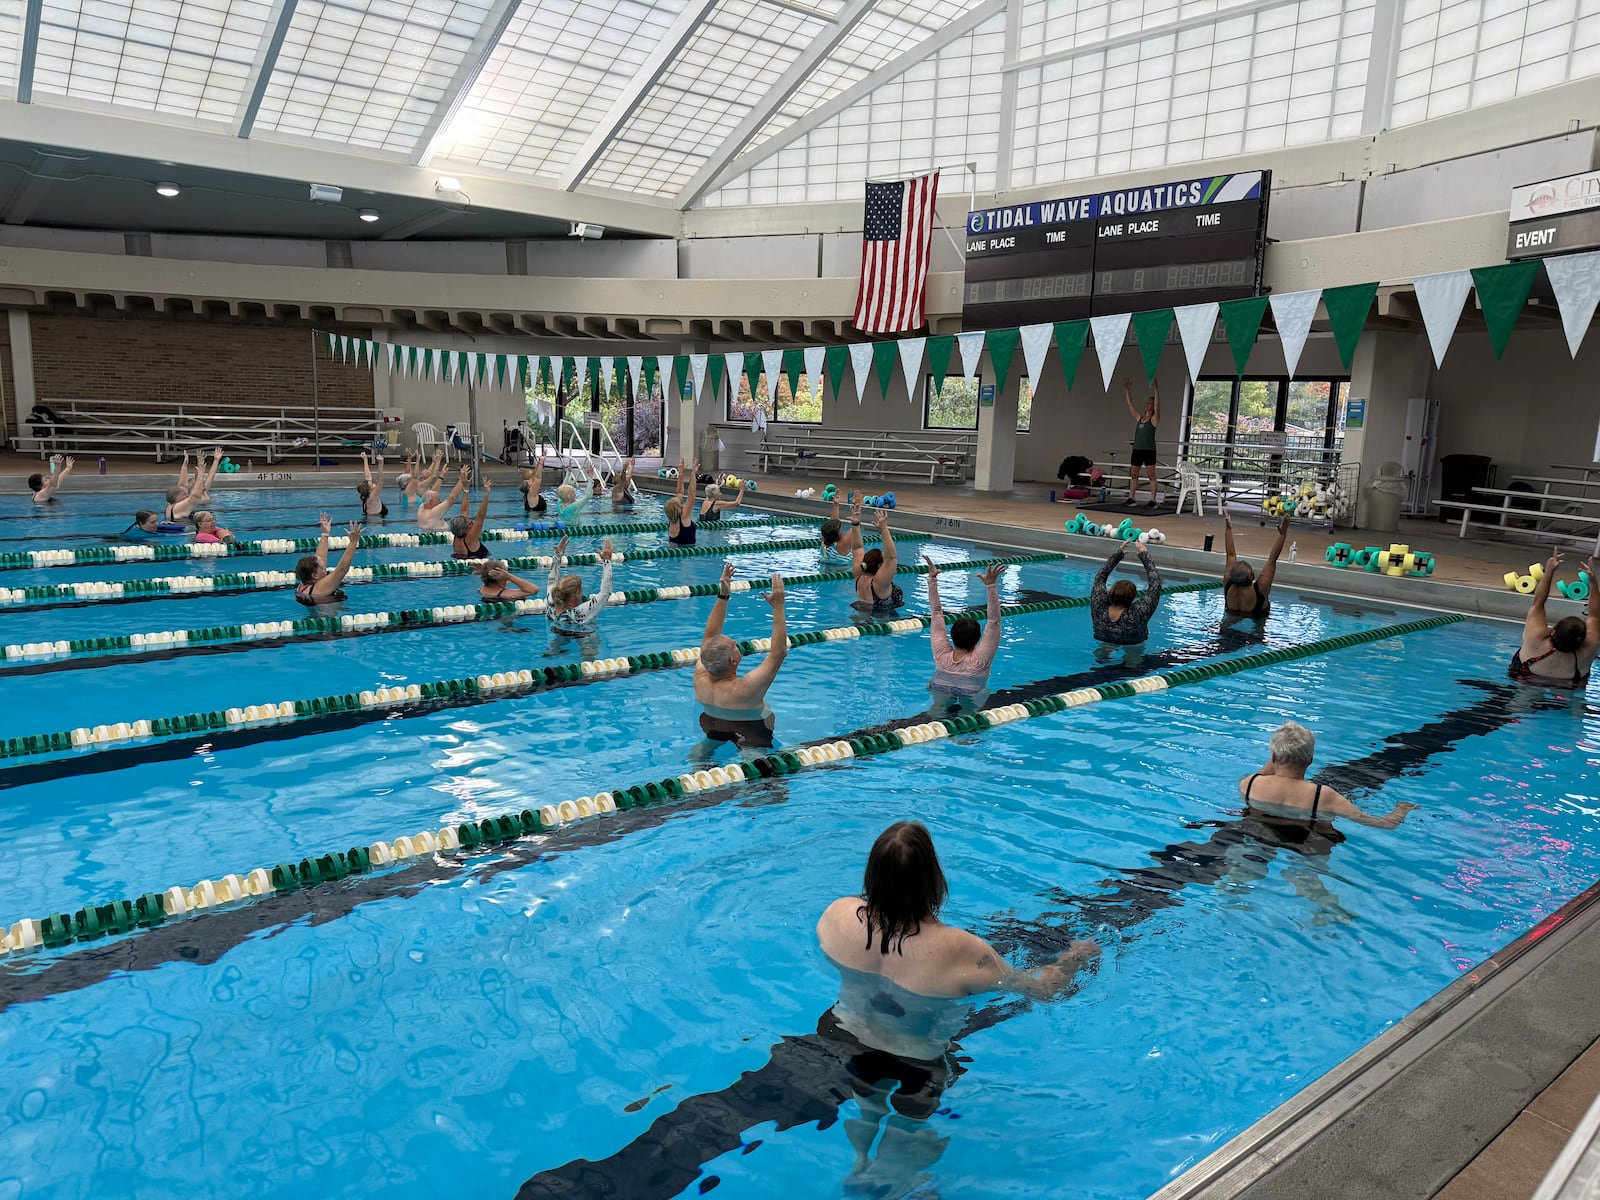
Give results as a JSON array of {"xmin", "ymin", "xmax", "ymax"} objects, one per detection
[{"xmin": 6, "ymin": 452, "xmax": 1598, "ymax": 1195}]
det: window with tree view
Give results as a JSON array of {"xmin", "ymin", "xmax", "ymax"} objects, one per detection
[
  {"xmin": 525, "ymin": 368, "xmax": 663, "ymax": 457},
  {"xmin": 1182, "ymin": 376, "xmax": 1350, "ymax": 478},
  {"xmin": 923, "ymin": 376, "xmax": 1031, "ymax": 432},
  {"xmin": 728, "ymin": 373, "xmax": 822, "ymax": 424}
]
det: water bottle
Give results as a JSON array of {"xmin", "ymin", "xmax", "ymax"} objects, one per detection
[
  {"xmin": 1100, "ymin": 486, "xmax": 1108, "ymax": 503},
  {"xmin": 1289, "ymin": 541, "xmax": 1298, "ymax": 563},
  {"xmin": 97, "ymin": 456, "xmax": 106, "ymax": 475}
]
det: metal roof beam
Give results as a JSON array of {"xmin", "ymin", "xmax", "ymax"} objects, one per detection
[
  {"xmin": 15, "ymin": 0, "xmax": 44, "ymax": 103},
  {"xmin": 690, "ymin": 0, "xmax": 1004, "ymax": 204},
  {"xmin": 675, "ymin": 0, "xmax": 875, "ymax": 210},
  {"xmin": 556, "ymin": 0, "xmax": 720, "ymax": 192},
  {"xmin": 410, "ymin": 0, "xmax": 526, "ymax": 167},
  {"xmin": 233, "ymin": 0, "xmax": 299, "ymax": 138}
]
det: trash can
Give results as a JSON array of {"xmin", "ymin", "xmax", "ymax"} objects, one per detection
[
  {"xmin": 699, "ymin": 424, "xmax": 720, "ymax": 473},
  {"xmin": 1437, "ymin": 453, "xmax": 1493, "ymax": 522},
  {"xmin": 1366, "ymin": 461, "xmax": 1406, "ymax": 533}
]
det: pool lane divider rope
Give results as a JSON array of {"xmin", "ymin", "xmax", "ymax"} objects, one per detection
[
  {"xmin": 1, "ymin": 551, "xmax": 1057, "ymax": 665},
  {"xmin": 1, "ymin": 577, "xmax": 1213, "ymax": 759},
  {"xmin": 0, "ymin": 531, "xmax": 926, "ymax": 609},
  {"xmin": 0, "ymin": 516, "xmax": 784, "ymax": 571},
  {"xmin": 0, "ymin": 611, "xmax": 1461, "ymax": 959}
]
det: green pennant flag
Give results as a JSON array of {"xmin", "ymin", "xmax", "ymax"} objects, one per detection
[
  {"xmin": 536, "ymin": 356, "xmax": 552, "ymax": 391},
  {"xmin": 743, "ymin": 352, "xmax": 764, "ymax": 397},
  {"xmin": 1321, "ymin": 282, "xmax": 1377, "ymax": 369},
  {"xmin": 406, "ymin": 346, "xmax": 420, "ymax": 379},
  {"xmin": 1219, "ymin": 296, "xmax": 1269, "ymax": 375},
  {"xmin": 494, "ymin": 355, "xmax": 508, "ymax": 388},
  {"xmin": 1052, "ymin": 321, "xmax": 1088, "ymax": 388},
  {"xmin": 587, "ymin": 357, "xmax": 602, "ymax": 399},
  {"xmin": 424, "ymin": 349, "xmax": 437, "ymax": 380},
  {"xmin": 987, "ymin": 326, "xmax": 1021, "ymax": 390},
  {"xmin": 564, "ymin": 357, "xmax": 579, "ymax": 393},
  {"xmin": 781, "ymin": 348, "xmax": 804, "ymax": 400},
  {"xmin": 872, "ymin": 341, "xmax": 898, "ymax": 397},
  {"xmin": 926, "ymin": 335, "xmax": 954, "ymax": 396},
  {"xmin": 641, "ymin": 357, "xmax": 658, "ymax": 395},
  {"xmin": 673, "ymin": 356, "xmax": 690, "ymax": 398},
  {"xmin": 825, "ymin": 345, "xmax": 850, "ymax": 399},
  {"xmin": 1471, "ymin": 260, "xmax": 1542, "ymax": 359},
  {"xmin": 708, "ymin": 355, "xmax": 725, "ymax": 398},
  {"xmin": 1131, "ymin": 309, "xmax": 1174, "ymax": 384}
]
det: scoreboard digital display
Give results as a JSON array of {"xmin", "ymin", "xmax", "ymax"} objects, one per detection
[{"xmin": 962, "ymin": 171, "xmax": 1271, "ymax": 329}]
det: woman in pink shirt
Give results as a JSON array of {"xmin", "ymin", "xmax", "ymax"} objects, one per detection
[{"xmin": 925, "ymin": 558, "xmax": 1005, "ymax": 705}]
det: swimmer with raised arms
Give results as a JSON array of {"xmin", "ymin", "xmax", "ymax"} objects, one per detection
[
  {"xmin": 694, "ymin": 561, "xmax": 786, "ymax": 747},
  {"xmin": 1510, "ymin": 549, "xmax": 1600, "ymax": 688}
]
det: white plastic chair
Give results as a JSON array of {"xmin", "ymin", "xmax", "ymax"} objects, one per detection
[
  {"xmin": 412, "ymin": 422, "xmax": 444, "ymax": 458},
  {"xmin": 1175, "ymin": 459, "xmax": 1224, "ymax": 516}
]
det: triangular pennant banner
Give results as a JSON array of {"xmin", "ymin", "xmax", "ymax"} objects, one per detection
[
  {"xmin": 1320, "ymin": 282, "xmax": 1377, "ymax": 370},
  {"xmin": 688, "ymin": 353, "xmax": 709, "ymax": 403},
  {"xmin": 1130, "ymin": 309, "xmax": 1173, "ymax": 384},
  {"xmin": 1019, "ymin": 323, "xmax": 1052, "ymax": 392},
  {"xmin": 673, "ymin": 355, "xmax": 691, "ymax": 399},
  {"xmin": 804, "ymin": 346, "xmax": 826, "ymax": 402},
  {"xmin": 1219, "ymin": 296, "xmax": 1269, "ymax": 375},
  {"xmin": 987, "ymin": 326, "xmax": 1021, "ymax": 391},
  {"xmin": 762, "ymin": 349, "xmax": 783, "ymax": 400},
  {"xmin": 1268, "ymin": 289, "xmax": 1321, "ymax": 378},
  {"xmin": 956, "ymin": 331, "xmax": 985, "ymax": 384},
  {"xmin": 743, "ymin": 352, "xmax": 763, "ymax": 398},
  {"xmin": 1090, "ymin": 312, "xmax": 1132, "ymax": 391},
  {"xmin": 537, "ymin": 356, "xmax": 552, "ymax": 391},
  {"xmin": 897, "ymin": 337, "xmax": 926, "ymax": 403},
  {"xmin": 872, "ymin": 340, "xmax": 898, "ymax": 398},
  {"xmin": 926, "ymin": 335, "xmax": 954, "ymax": 396},
  {"xmin": 1053, "ymin": 321, "xmax": 1088, "ymax": 388},
  {"xmin": 1471, "ymin": 260, "xmax": 1542, "ymax": 359},
  {"xmin": 587, "ymin": 357, "xmax": 601, "ymax": 398},
  {"xmin": 825, "ymin": 345, "xmax": 850, "ymax": 400},
  {"xmin": 782, "ymin": 349, "xmax": 804, "ymax": 401},
  {"xmin": 600, "ymin": 356, "xmax": 615, "ymax": 399},
  {"xmin": 626, "ymin": 355, "xmax": 644, "ymax": 397},
  {"xmin": 1172, "ymin": 303, "xmax": 1218, "ymax": 382},
  {"xmin": 1413, "ymin": 270, "xmax": 1473, "ymax": 367},
  {"xmin": 1542, "ymin": 251, "xmax": 1600, "ymax": 358},
  {"xmin": 655, "ymin": 356, "xmax": 673, "ymax": 399},
  {"xmin": 848, "ymin": 343, "xmax": 874, "ymax": 403},
  {"xmin": 387, "ymin": 343, "xmax": 400, "ymax": 374},
  {"xmin": 723, "ymin": 353, "xmax": 745, "ymax": 401},
  {"xmin": 708, "ymin": 354, "xmax": 726, "ymax": 400}
]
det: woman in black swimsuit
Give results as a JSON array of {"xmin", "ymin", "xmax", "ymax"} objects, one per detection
[
  {"xmin": 667, "ymin": 460, "xmax": 699, "ymax": 546},
  {"xmin": 1239, "ymin": 722, "xmax": 1418, "ymax": 831},
  {"xmin": 1510, "ymin": 550, "xmax": 1599, "ymax": 689},
  {"xmin": 450, "ymin": 478, "xmax": 493, "ymax": 560},
  {"xmin": 358, "ymin": 452, "xmax": 389, "ymax": 519},
  {"xmin": 292, "ymin": 513, "xmax": 363, "ymax": 608},
  {"xmin": 1221, "ymin": 510, "xmax": 1289, "ymax": 619},
  {"xmin": 477, "ymin": 559, "xmax": 540, "ymax": 601}
]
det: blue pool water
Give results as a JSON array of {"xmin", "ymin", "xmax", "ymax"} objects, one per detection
[{"xmin": 1, "ymin": 485, "xmax": 1596, "ymax": 1200}]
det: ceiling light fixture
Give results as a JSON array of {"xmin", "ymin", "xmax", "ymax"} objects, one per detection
[
  {"xmin": 154, "ymin": 181, "xmax": 181, "ymax": 197},
  {"xmin": 309, "ymin": 183, "xmax": 344, "ymax": 203},
  {"xmin": 358, "ymin": 209, "xmax": 380, "ymax": 223},
  {"xmin": 435, "ymin": 175, "xmax": 462, "ymax": 194}
]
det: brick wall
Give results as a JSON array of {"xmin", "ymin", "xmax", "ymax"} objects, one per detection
[{"xmin": 25, "ymin": 314, "xmax": 373, "ymax": 424}]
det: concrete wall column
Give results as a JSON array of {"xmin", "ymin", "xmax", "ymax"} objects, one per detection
[
  {"xmin": 6, "ymin": 311, "xmax": 35, "ymax": 426},
  {"xmin": 1344, "ymin": 329, "xmax": 1433, "ymax": 522},
  {"xmin": 974, "ymin": 360, "xmax": 1020, "ymax": 492}
]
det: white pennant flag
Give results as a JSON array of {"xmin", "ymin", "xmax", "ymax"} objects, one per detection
[
  {"xmin": 626, "ymin": 355, "xmax": 644, "ymax": 396},
  {"xmin": 724, "ymin": 352, "xmax": 744, "ymax": 402},
  {"xmin": 340, "ymin": 335, "xmax": 352, "ymax": 362},
  {"xmin": 897, "ymin": 337, "xmax": 926, "ymax": 401},
  {"xmin": 1543, "ymin": 250, "xmax": 1600, "ymax": 358},
  {"xmin": 655, "ymin": 356, "xmax": 674, "ymax": 400},
  {"xmin": 957, "ymin": 331, "xmax": 985, "ymax": 385},
  {"xmin": 1413, "ymin": 270, "xmax": 1473, "ymax": 367},
  {"xmin": 600, "ymin": 356, "xmax": 615, "ymax": 399},
  {"xmin": 689, "ymin": 353, "xmax": 708, "ymax": 403},
  {"xmin": 1090, "ymin": 313, "xmax": 1132, "ymax": 391},
  {"xmin": 386, "ymin": 343, "xmax": 399, "ymax": 373},
  {"xmin": 848, "ymin": 343, "xmax": 874, "ymax": 403},
  {"xmin": 1270, "ymin": 289, "xmax": 1322, "ymax": 379},
  {"xmin": 761, "ymin": 349, "xmax": 784, "ymax": 400},
  {"xmin": 1019, "ymin": 323, "xmax": 1052, "ymax": 391},
  {"xmin": 804, "ymin": 345, "xmax": 826, "ymax": 400},
  {"xmin": 1173, "ymin": 303, "xmax": 1218, "ymax": 382}
]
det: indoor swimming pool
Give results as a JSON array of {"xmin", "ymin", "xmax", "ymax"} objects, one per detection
[{"xmin": 1, "ymin": 486, "xmax": 1597, "ymax": 1200}]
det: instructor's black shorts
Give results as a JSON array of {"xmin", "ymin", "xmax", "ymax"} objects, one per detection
[{"xmin": 1130, "ymin": 449, "xmax": 1157, "ymax": 468}]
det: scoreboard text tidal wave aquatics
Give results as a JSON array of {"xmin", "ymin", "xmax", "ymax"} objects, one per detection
[{"xmin": 962, "ymin": 170, "xmax": 1270, "ymax": 328}]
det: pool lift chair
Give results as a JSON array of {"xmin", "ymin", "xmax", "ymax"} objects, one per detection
[{"xmin": 556, "ymin": 415, "xmax": 636, "ymax": 498}]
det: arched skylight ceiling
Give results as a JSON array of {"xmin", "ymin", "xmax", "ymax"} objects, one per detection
[{"xmin": 0, "ymin": 0, "xmax": 1596, "ymax": 210}]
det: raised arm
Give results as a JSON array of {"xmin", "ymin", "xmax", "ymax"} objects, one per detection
[
  {"xmin": 872, "ymin": 507, "xmax": 897, "ymax": 583},
  {"xmin": 704, "ymin": 561, "xmax": 735, "ymax": 642},
  {"xmin": 974, "ymin": 562, "xmax": 1004, "ymax": 661},
  {"xmin": 1090, "ymin": 545, "xmax": 1124, "ymax": 607},
  {"xmin": 671, "ymin": 459, "xmax": 687, "ymax": 504},
  {"xmin": 1256, "ymin": 513, "xmax": 1292, "ymax": 592},
  {"xmin": 323, "ymin": 522, "xmax": 364, "ymax": 591},
  {"xmin": 742, "ymin": 575, "xmax": 788, "ymax": 690},
  {"xmin": 373, "ymin": 454, "xmax": 385, "ymax": 496},
  {"xmin": 313, "ymin": 512, "xmax": 332, "ymax": 570},
  {"xmin": 1131, "ymin": 546, "xmax": 1163, "ymax": 620},
  {"xmin": 926, "ymin": 558, "xmax": 951, "ymax": 663},
  {"xmin": 1526, "ymin": 549, "xmax": 1563, "ymax": 632},
  {"xmin": 1222, "ymin": 510, "xmax": 1239, "ymax": 571},
  {"xmin": 441, "ymin": 466, "xmax": 469, "ymax": 512},
  {"xmin": 1122, "ymin": 380, "xmax": 1140, "ymax": 422},
  {"xmin": 720, "ymin": 481, "xmax": 749, "ymax": 513},
  {"xmin": 1322, "ymin": 788, "xmax": 1419, "ymax": 830},
  {"xmin": 361, "ymin": 452, "xmax": 375, "ymax": 487},
  {"xmin": 37, "ymin": 455, "xmax": 74, "ymax": 500},
  {"xmin": 684, "ymin": 466, "xmax": 699, "ymax": 516},
  {"xmin": 1584, "ymin": 557, "xmax": 1600, "ymax": 649},
  {"xmin": 547, "ymin": 535, "xmax": 568, "ymax": 594},
  {"xmin": 849, "ymin": 495, "xmax": 866, "ymax": 574},
  {"xmin": 469, "ymin": 480, "xmax": 492, "ymax": 538},
  {"xmin": 574, "ymin": 540, "xmax": 615, "ymax": 622},
  {"xmin": 1151, "ymin": 379, "xmax": 1161, "ymax": 425},
  {"xmin": 203, "ymin": 446, "xmax": 224, "ymax": 489},
  {"xmin": 176, "ymin": 451, "xmax": 192, "ymax": 493}
]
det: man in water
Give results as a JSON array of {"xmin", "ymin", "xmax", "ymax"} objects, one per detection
[
  {"xmin": 694, "ymin": 562, "xmax": 786, "ymax": 748},
  {"xmin": 817, "ymin": 822, "xmax": 1099, "ymax": 1195},
  {"xmin": 1509, "ymin": 549, "xmax": 1600, "ymax": 689},
  {"xmin": 1222, "ymin": 510, "xmax": 1290, "ymax": 619}
]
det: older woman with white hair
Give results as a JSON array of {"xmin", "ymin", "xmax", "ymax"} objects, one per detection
[
  {"xmin": 694, "ymin": 561, "xmax": 787, "ymax": 748},
  {"xmin": 699, "ymin": 479, "xmax": 749, "ymax": 522},
  {"xmin": 1240, "ymin": 722, "xmax": 1418, "ymax": 830}
]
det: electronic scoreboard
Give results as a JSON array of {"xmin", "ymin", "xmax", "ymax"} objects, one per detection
[{"xmin": 961, "ymin": 170, "xmax": 1271, "ymax": 329}]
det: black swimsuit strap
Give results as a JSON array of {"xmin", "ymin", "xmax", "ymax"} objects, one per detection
[
  {"xmin": 1309, "ymin": 784, "xmax": 1322, "ymax": 821},
  {"xmin": 1244, "ymin": 773, "xmax": 1258, "ymax": 800}
]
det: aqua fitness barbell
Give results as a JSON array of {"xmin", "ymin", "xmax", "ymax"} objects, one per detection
[{"xmin": 0, "ymin": 610, "xmax": 1462, "ymax": 960}]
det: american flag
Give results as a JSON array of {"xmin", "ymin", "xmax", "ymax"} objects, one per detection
[{"xmin": 852, "ymin": 170, "xmax": 940, "ymax": 334}]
